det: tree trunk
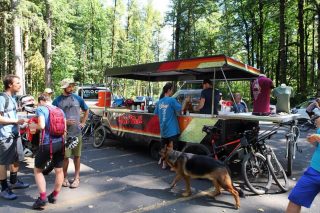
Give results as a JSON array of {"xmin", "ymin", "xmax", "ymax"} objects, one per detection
[
  {"xmin": 279, "ymin": 0, "xmax": 286, "ymax": 84},
  {"xmin": 298, "ymin": 0, "xmax": 306, "ymax": 96},
  {"xmin": 110, "ymin": 0, "xmax": 117, "ymax": 67},
  {"xmin": 317, "ymin": 5, "xmax": 320, "ymax": 96},
  {"xmin": 311, "ymin": 14, "xmax": 315, "ymax": 88},
  {"xmin": 12, "ymin": 0, "xmax": 25, "ymax": 95},
  {"xmin": 174, "ymin": 0, "xmax": 181, "ymax": 59},
  {"xmin": 45, "ymin": 0, "xmax": 52, "ymax": 88}
]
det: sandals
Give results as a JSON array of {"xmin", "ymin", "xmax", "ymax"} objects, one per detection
[
  {"xmin": 62, "ymin": 178, "xmax": 70, "ymax": 187},
  {"xmin": 70, "ymin": 178, "xmax": 80, "ymax": 188}
]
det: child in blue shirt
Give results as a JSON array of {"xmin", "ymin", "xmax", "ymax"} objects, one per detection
[{"xmin": 286, "ymin": 117, "xmax": 320, "ymax": 213}]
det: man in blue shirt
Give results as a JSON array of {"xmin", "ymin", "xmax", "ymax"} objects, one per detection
[
  {"xmin": 0, "ymin": 74, "xmax": 29, "ymax": 200},
  {"xmin": 154, "ymin": 83, "xmax": 182, "ymax": 169},
  {"xmin": 286, "ymin": 117, "xmax": 320, "ymax": 212},
  {"xmin": 53, "ymin": 78, "xmax": 89, "ymax": 188}
]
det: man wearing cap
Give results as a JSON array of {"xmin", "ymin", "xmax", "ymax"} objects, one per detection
[
  {"xmin": 52, "ymin": 78, "xmax": 89, "ymax": 188},
  {"xmin": 195, "ymin": 79, "xmax": 220, "ymax": 115}
]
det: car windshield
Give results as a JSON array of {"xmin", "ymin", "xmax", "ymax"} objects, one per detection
[
  {"xmin": 136, "ymin": 96, "xmax": 145, "ymax": 101},
  {"xmin": 78, "ymin": 88, "xmax": 105, "ymax": 100}
]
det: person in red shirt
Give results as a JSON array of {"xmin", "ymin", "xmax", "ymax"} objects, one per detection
[{"xmin": 252, "ymin": 74, "xmax": 274, "ymax": 115}]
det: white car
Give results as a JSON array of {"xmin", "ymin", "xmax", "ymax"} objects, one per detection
[{"xmin": 291, "ymin": 99, "xmax": 320, "ymax": 120}]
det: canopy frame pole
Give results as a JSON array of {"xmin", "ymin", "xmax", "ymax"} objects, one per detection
[
  {"xmin": 220, "ymin": 67, "xmax": 237, "ymax": 112},
  {"xmin": 211, "ymin": 68, "xmax": 216, "ymax": 116}
]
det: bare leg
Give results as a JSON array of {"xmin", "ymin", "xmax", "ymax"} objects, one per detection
[
  {"xmin": 63, "ymin": 158, "xmax": 69, "ymax": 178},
  {"xmin": 53, "ymin": 168, "xmax": 64, "ymax": 193},
  {"xmin": 34, "ymin": 168, "xmax": 46, "ymax": 193},
  {"xmin": 0, "ymin": 165, "xmax": 7, "ymax": 180},
  {"xmin": 286, "ymin": 201, "xmax": 301, "ymax": 213},
  {"xmin": 73, "ymin": 156, "xmax": 80, "ymax": 179},
  {"xmin": 9, "ymin": 162, "xmax": 19, "ymax": 173}
]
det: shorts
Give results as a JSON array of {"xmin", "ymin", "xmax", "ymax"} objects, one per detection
[
  {"xmin": 35, "ymin": 142, "xmax": 64, "ymax": 169},
  {"xmin": 0, "ymin": 137, "xmax": 19, "ymax": 165},
  {"xmin": 161, "ymin": 134, "xmax": 180, "ymax": 150},
  {"xmin": 288, "ymin": 167, "xmax": 320, "ymax": 208},
  {"xmin": 65, "ymin": 135, "xmax": 83, "ymax": 158}
]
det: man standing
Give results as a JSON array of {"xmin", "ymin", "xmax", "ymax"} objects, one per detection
[
  {"xmin": 0, "ymin": 74, "xmax": 29, "ymax": 200},
  {"xmin": 53, "ymin": 78, "xmax": 89, "ymax": 188},
  {"xmin": 196, "ymin": 79, "xmax": 220, "ymax": 115}
]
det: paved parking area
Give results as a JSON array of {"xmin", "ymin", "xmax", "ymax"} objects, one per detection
[{"xmin": 0, "ymin": 123, "xmax": 319, "ymax": 212}]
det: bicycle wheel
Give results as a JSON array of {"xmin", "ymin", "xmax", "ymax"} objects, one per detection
[
  {"xmin": 267, "ymin": 149, "xmax": 289, "ymax": 192},
  {"xmin": 242, "ymin": 152, "xmax": 272, "ymax": 195},
  {"xmin": 93, "ymin": 126, "xmax": 107, "ymax": 148}
]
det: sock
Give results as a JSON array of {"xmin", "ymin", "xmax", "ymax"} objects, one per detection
[
  {"xmin": 52, "ymin": 190, "xmax": 59, "ymax": 197},
  {"xmin": 10, "ymin": 172, "xmax": 17, "ymax": 184},
  {"xmin": 0, "ymin": 179, "xmax": 8, "ymax": 191},
  {"xmin": 40, "ymin": 192, "xmax": 46, "ymax": 201}
]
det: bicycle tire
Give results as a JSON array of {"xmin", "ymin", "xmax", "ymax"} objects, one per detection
[
  {"xmin": 93, "ymin": 126, "xmax": 107, "ymax": 148},
  {"xmin": 242, "ymin": 152, "xmax": 272, "ymax": 195},
  {"xmin": 286, "ymin": 139, "xmax": 294, "ymax": 177},
  {"xmin": 267, "ymin": 150, "xmax": 289, "ymax": 192}
]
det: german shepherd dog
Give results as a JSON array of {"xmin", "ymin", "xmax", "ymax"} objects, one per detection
[{"xmin": 160, "ymin": 147, "xmax": 244, "ymax": 209}]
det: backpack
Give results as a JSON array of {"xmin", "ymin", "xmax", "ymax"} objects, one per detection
[
  {"xmin": 0, "ymin": 92, "xmax": 16, "ymax": 114},
  {"xmin": 41, "ymin": 106, "xmax": 65, "ymax": 158},
  {"xmin": 46, "ymin": 106, "xmax": 65, "ymax": 136}
]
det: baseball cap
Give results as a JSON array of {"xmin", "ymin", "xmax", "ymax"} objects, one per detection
[
  {"xmin": 60, "ymin": 78, "xmax": 77, "ymax": 89},
  {"xmin": 44, "ymin": 88, "xmax": 53, "ymax": 94}
]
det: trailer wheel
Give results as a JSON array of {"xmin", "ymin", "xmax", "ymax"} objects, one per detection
[
  {"xmin": 182, "ymin": 144, "xmax": 211, "ymax": 156},
  {"xmin": 150, "ymin": 141, "xmax": 161, "ymax": 160}
]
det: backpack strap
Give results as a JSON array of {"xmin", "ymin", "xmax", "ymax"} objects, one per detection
[{"xmin": 0, "ymin": 92, "xmax": 10, "ymax": 114}]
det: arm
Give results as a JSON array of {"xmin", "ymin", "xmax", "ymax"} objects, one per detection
[
  {"xmin": 0, "ymin": 115, "xmax": 25, "ymax": 125},
  {"xmin": 195, "ymin": 98, "xmax": 205, "ymax": 111},
  {"xmin": 80, "ymin": 109, "xmax": 89, "ymax": 128},
  {"xmin": 307, "ymin": 134, "xmax": 320, "ymax": 146},
  {"xmin": 0, "ymin": 96, "xmax": 25, "ymax": 125}
]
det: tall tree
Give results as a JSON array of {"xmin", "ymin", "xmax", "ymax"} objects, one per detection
[
  {"xmin": 11, "ymin": 0, "xmax": 25, "ymax": 95},
  {"xmin": 298, "ymin": 0, "xmax": 306, "ymax": 95},
  {"xmin": 44, "ymin": 0, "xmax": 52, "ymax": 88},
  {"xmin": 278, "ymin": 0, "xmax": 286, "ymax": 85}
]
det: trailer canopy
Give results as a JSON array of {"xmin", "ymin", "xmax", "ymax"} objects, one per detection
[{"xmin": 105, "ymin": 55, "xmax": 261, "ymax": 81}]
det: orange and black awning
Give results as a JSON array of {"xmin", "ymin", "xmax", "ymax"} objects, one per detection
[{"xmin": 105, "ymin": 55, "xmax": 260, "ymax": 81}]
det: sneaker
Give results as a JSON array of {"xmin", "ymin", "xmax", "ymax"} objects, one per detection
[
  {"xmin": 10, "ymin": 179, "xmax": 30, "ymax": 189},
  {"xmin": 47, "ymin": 193, "xmax": 56, "ymax": 204},
  {"xmin": 32, "ymin": 197, "xmax": 46, "ymax": 210},
  {"xmin": 0, "ymin": 188, "xmax": 17, "ymax": 200}
]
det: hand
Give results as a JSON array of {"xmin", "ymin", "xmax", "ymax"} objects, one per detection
[
  {"xmin": 16, "ymin": 119, "xmax": 26, "ymax": 125},
  {"xmin": 79, "ymin": 122, "xmax": 86, "ymax": 129},
  {"xmin": 67, "ymin": 119, "xmax": 76, "ymax": 126},
  {"xmin": 185, "ymin": 96, "xmax": 191, "ymax": 103},
  {"xmin": 307, "ymin": 134, "xmax": 320, "ymax": 143}
]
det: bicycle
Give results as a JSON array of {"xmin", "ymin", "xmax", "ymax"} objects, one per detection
[
  {"xmin": 281, "ymin": 120, "xmax": 301, "ymax": 176},
  {"xmin": 244, "ymin": 129, "xmax": 289, "ymax": 192},
  {"xmin": 202, "ymin": 125, "xmax": 272, "ymax": 195},
  {"xmin": 82, "ymin": 110, "xmax": 103, "ymax": 140}
]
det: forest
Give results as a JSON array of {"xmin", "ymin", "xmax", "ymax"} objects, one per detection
[{"xmin": 0, "ymin": 0, "xmax": 319, "ymax": 103}]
